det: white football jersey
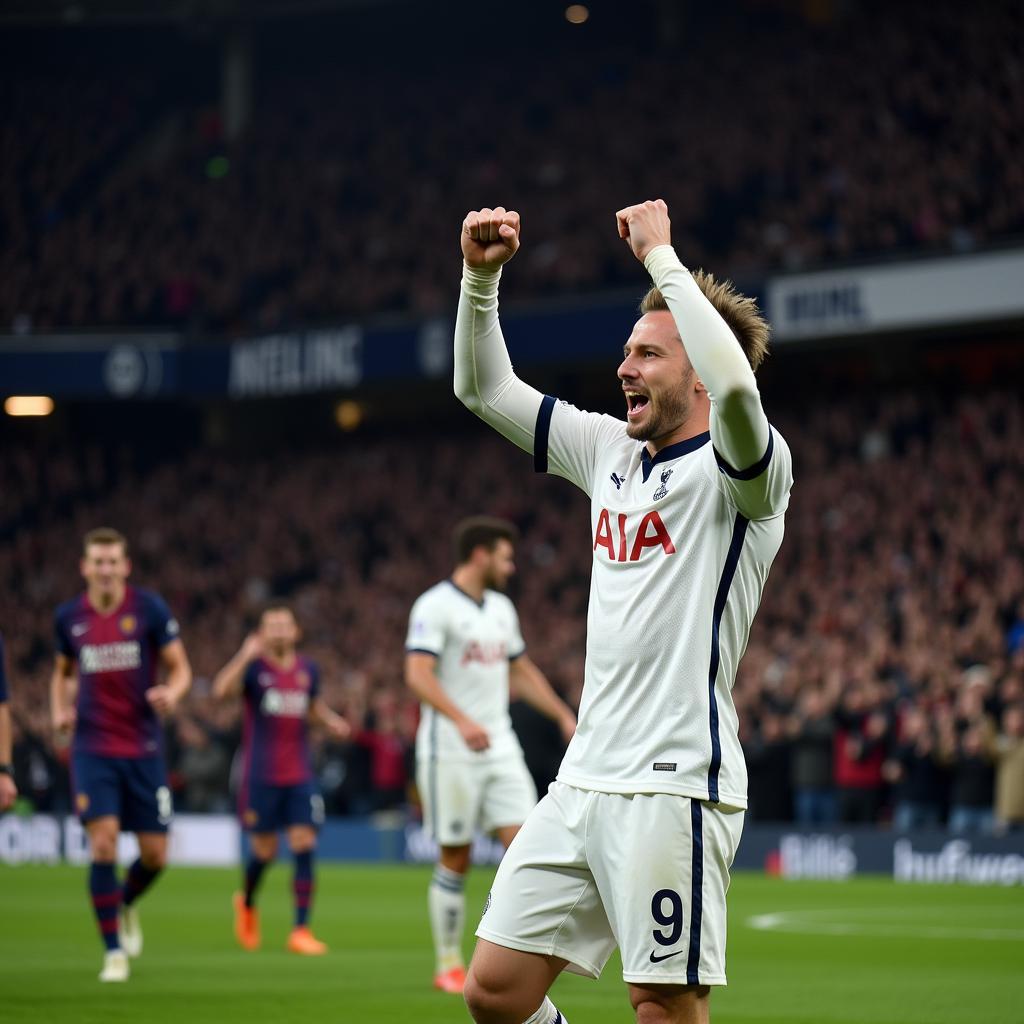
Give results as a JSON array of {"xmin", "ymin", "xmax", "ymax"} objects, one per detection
[
  {"xmin": 535, "ymin": 397, "xmax": 793, "ymax": 809},
  {"xmin": 407, "ymin": 580, "xmax": 526, "ymax": 763}
]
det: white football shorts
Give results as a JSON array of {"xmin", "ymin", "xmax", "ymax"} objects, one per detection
[
  {"xmin": 416, "ymin": 754, "xmax": 538, "ymax": 847},
  {"xmin": 476, "ymin": 780, "xmax": 744, "ymax": 986}
]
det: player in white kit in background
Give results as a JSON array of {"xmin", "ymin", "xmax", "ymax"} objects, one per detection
[
  {"xmin": 405, "ymin": 516, "xmax": 577, "ymax": 996},
  {"xmin": 453, "ymin": 202, "xmax": 793, "ymax": 1024}
]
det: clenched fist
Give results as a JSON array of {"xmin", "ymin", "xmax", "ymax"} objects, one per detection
[
  {"xmin": 615, "ymin": 199, "xmax": 672, "ymax": 263},
  {"xmin": 462, "ymin": 207, "xmax": 521, "ymax": 271}
]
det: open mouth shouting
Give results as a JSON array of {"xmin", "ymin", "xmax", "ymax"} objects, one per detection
[{"xmin": 624, "ymin": 390, "xmax": 650, "ymax": 420}]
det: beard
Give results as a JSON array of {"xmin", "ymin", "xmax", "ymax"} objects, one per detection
[
  {"xmin": 625, "ymin": 369, "xmax": 694, "ymax": 443},
  {"xmin": 483, "ymin": 567, "xmax": 508, "ymax": 592}
]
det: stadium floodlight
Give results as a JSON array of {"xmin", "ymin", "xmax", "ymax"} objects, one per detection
[{"xmin": 4, "ymin": 395, "xmax": 54, "ymax": 416}]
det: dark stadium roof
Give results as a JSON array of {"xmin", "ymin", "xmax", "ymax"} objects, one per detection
[{"xmin": 0, "ymin": 0, "xmax": 396, "ymax": 27}]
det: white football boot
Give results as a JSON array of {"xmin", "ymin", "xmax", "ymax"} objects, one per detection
[
  {"xmin": 119, "ymin": 905, "xmax": 143, "ymax": 958},
  {"xmin": 99, "ymin": 949, "xmax": 130, "ymax": 982}
]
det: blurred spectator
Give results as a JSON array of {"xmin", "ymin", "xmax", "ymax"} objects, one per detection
[
  {"xmin": 354, "ymin": 693, "xmax": 413, "ymax": 813},
  {"xmin": 2, "ymin": 382, "xmax": 1022, "ymax": 824},
  {"xmin": 745, "ymin": 711, "xmax": 793, "ymax": 823},
  {"xmin": 947, "ymin": 722, "xmax": 997, "ymax": 835},
  {"xmin": 833, "ymin": 684, "xmax": 890, "ymax": 823},
  {"xmin": 788, "ymin": 688, "xmax": 837, "ymax": 825},
  {"xmin": 1, "ymin": 0, "xmax": 1022, "ymax": 333},
  {"xmin": 994, "ymin": 703, "xmax": 1024, "ymax": 833},
  {"xmin": 884, "ymin": 706, "xmax": 947, "ymax": 830},
  {"xmin": 174, "ymin": 717, "xmax": 232, "ymax": 813}
]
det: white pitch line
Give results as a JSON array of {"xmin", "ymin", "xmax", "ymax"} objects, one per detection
[{"xmin": 746, "ymin": 910, "xmax": 1024, "ymax": 941}]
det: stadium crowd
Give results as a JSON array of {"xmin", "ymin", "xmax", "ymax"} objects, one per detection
[
  {"xmin": 1, "ymin": 0, "xmax": 1021, "ymax": 335},
  {"xmin": 2, "ymin": 384, "xmax": 1023, "ymax": 831}
]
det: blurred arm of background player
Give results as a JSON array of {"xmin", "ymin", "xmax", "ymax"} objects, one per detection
[
  {"xmin": 146, "ymin": 638, "xmax": 192, "ymax": 716},
  {"xmin": 616, "ymin": 199, "xmax": 770, "ymax": 474},
  {"xmin": 404, "ymin": 652, "xmax": 490, "ymax": 752},
  {"xmin": 0, "ymin": 702, "xmax": 16, "ymax": 809},
  {"xmin": 50, "ymin": 652, "xmax": 77, "ymax": 743},
  {"xmin": 309, "ymin": 696, "xmax": 351, "ymax": 743},
  {"xmin": 508, "ymin": 655, "xmax": 576, "ymax": 746},
  {"xmin": 212, "ymin": 633, "xmax": 263, "ymax": 700}
]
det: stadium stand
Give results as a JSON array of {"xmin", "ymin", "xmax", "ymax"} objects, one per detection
[
  {"xmin": 0, "ymin": 0, "xmax": 1021, "ymax": 334},
  {"xmin": 3, "ymin": 383, "xmax": 1022, "ymax": 827}
]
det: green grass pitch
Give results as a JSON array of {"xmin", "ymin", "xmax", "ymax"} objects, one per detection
[{"xmin": 0, "ymin": 863, "xmax": 1021, "ymax": 1023}]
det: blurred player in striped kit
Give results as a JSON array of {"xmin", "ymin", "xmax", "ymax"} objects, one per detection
[
  {"xmin": 214, "ymin": 604, "xmax": 350, "ymax": 955},
  {"xmin": 51, "ymin": 527, "xmax": 192, "ymax": 982}
]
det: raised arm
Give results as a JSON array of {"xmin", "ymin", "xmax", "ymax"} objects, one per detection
[
  {"xmin": 454, "ymin": 207, "xmax": 545, "ymax": 453},
  {"xmin": 213, "ymin": 634, "xmax": 262, "ymax": 701},
  {"xmin": 616, "ymin": 200, "xmax": 768, "ymax": 472}
]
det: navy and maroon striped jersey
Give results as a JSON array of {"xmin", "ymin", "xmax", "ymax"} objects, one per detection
[
  {"xmin": 241, "ymin": 655, "xmax": 320, "ymax": 786},
  {"xmin": 54, "ymin": 586, "xmax": 180, "ymax": 758}
]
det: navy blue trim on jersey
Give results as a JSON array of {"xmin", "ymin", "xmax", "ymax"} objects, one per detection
[
  {"xmin": 714, "ymin": 430, "xmax": 774, "ymax": 480},
  {"xmin": 640, "ymin": 431, "xmax": 711, "ymax": 483},
  {"xmin": 533, "ymin": 395, "xmax": 557, "ymax": 473},
  {"xmin": 686, "ymin": 800, "xmax": 705, "ymax": 985},
  {"xmin": 405, "ymin": 647, "xmax": 440, "ymax": 659},
  {"xmin": 507, "ymin": 648, "xmax": 526, "ymax": 662},
  {"xmin": 431, "ymin": 868, "xmax": 464, "ymax": 894},
  {"xmin": 446, "ymin": 579, "xmax": 485, "ymax": 609},
  {"xmin": 706, "ymin": 513, "xmax": 750, "ymax": 803}
]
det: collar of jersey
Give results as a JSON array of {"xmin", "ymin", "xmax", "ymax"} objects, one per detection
[
  {"xmin": 82, "ymin": 584, "xmax": 132, "ymax": 619},
  {"xmin": 640, "ymin": 431, "xmax": 711, "ymax": 482},
  {"xmin": 447, "ymin": 579, "xmax": 485, "ymax": 609}
]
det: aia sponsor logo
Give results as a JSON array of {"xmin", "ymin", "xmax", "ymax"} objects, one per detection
[
  {"xmin": 460, "ymin": 641, "xmax": 507, "ymax": 666},
  {"xmin": 593, "ymin": 509, "xmax": 676, "ymax": 562}
]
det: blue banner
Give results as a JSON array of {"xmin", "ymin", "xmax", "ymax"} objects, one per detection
[{"xmin": 0, "ymin": 292, "xmax": 641, "ymax": 399}]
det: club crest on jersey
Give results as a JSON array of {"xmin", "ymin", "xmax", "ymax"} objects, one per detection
[
  {"xmin": 653, "ymin": 468, "xmax": 674, "ymax": 500},
  {"xmin": 258, "ymin": 672, "xmax": 275, "ymax": 688},
  {"xmin": 118, "ymin": 615, "xmax": 137, "ymax": 635}
]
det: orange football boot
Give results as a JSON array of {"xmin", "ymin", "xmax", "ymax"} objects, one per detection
[
  {"xmin": 233, "ymin": 892, "xmax": 260, "ymax": 951},
  {"xmin": 433, "ymin": 966, "xmax": 467, "ymax": 994},
  {"xmin": 287, "ymin": 926, "xmax": 328, "ymax": 955}
]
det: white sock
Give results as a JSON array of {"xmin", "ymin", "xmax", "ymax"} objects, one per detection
[
  {"xmin": 523, "ymin": 997, "xmax": 567, "ymax": 1024},
  {"xmin": 428, "ymin": 865, "xmax": 466, "ymax": 972}
]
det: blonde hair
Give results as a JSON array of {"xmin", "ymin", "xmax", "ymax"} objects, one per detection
[
  {"xmin": 83, "ymin": 527, "xmax": 128, "ymax": 557},
  {"xmin": 640, "ymin": 271, "xmax": 770, "ymax": 371}
]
